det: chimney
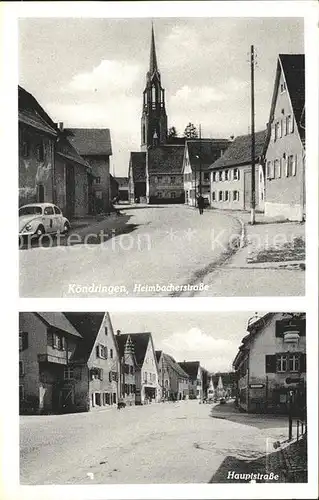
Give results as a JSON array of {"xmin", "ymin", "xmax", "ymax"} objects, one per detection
[
  {"xmin": 58, "ymin": 122, "xmax": 64, "ymax": 131},
  {"xmin": 117, "ymin": 329, "xmax": 121, "ymax": 336}
]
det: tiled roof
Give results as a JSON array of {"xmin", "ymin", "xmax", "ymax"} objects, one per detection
[
  {"xmin": 187, "ymin": 139, "xmax": 231, "ymax": 172},
  {"xmin": 56, "ymin": 137, "xmax": 89, "ymax": 168},
  {"xmin": 130, "ymin": 152, "xmax": 146, "ymax": 182},
  {"xmin": 66, "ymin": 128, "xmax": 112, "ymax": 156},
  {"xmin": 178, "ymin": 361, "xmax": 200, "ymax": 379},
  {"xmin": 18, "ymin": 86, "xmax": 57, "ymax": 135},
  {"xmin": 115, "ymin": 177, "xmax": 129, "ymax": 187},
  {"xmin": 279, "ymin": 54, "xmax": 305, "ymax": 142},
  {"xmin": 19, "ymin": 109, "xmax": 58, "ymax": 136},
  {"xmin": 210, "ymin": 130, "xmax": 267, "ymax": 170},
  {"xmin": 35, "ymin": 312, "xmax": 82, "ymax": 338},
  {"xmin": 64, "ymin": 312, "xmax": 105, "ymax": 362},
  {"xmin": 126, "ymin": 332, "xmax": 153, "ymax": 367},
  {"xmin": 148, "ymin": 145, "xmax": 184, "ymax": 174},
  {"xmin": 164, "ymin": 354, "xmax": 189, "ymax": 378}
]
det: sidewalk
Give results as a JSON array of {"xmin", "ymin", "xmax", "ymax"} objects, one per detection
[{"xmin": 198, "ymin": 210, "xmax": 305, "ymax": 296}]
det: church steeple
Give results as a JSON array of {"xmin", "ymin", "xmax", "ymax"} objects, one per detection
[{"xmin": 141, "ymin": 24, "xmax": 167, "ymax": 150}]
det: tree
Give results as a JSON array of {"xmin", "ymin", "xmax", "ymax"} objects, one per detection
[
  {"xmin": 183, "ymin": 122, "xmax": 198, "ymax": 139},
  {"xmin": 168, "ymin": 126, "xmax": 177, "ymax": 139}
]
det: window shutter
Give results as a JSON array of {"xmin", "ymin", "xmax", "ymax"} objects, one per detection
[
  {"xmin": 291, "ymin": 117, "xmax": 294, "ymax": 133},
  {"xmin": 62, "ymin": 336, "xmax": 66, "ymax": 351},
  {"xmin": 279, "ymin": 119, "xmax": 283, "ymax": 138},
  {"xmin": 278, "ymin": 159, "xmax": 282, "ymax": 178},
  {"xmin": 265, "ymin": 355, "xmax": 276, "ymax": 373},
  {"xmin": 100, "ymin": 369, "xmax": 103, "ymax": 381},
  {"xmin": 109, "ymin": 371, "xmax": 112, "ymax": 382},
  {"xmin": 292, "ymin": 155, "xmax": 297, "ymax": 176},
  {"xmin": 22, "ymin": 332, "xmax": 29, "ymax": 350},
  {"xmin": 105, "ymin": 346, "xmax": 108, "ymax": 359},
  {"xmin": 285, "ymin": 158, "xmax": 289, "ymax": 177}
]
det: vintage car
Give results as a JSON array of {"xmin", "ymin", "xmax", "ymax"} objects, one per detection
[{"xmin": 19, "ymin": 203, "xmax": 71, "ymax": 239}]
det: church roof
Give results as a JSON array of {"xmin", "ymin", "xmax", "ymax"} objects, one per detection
[
  {"xmin": 186, "ymin": 139, "xmax": 231, "ymax": 172},
  {"xmin": 210, "ymin": 130, "xmax": 267, "ymax": 170},
  {"xmin": 148, "ymin": 145, "xmax": 184, "ymax": 174},
  {"xmin": 130, "ymin": 152, "xmax": 146, "ymax": 182},
  {"xmin": 149, "ymin": 24, "xmax": 158, "ymax": 76},
  {"xmin": 66, "ymin": 128, "xmax": 112, "ymax": 156}
]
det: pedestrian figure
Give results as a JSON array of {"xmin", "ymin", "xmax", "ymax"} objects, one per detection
[{"xmin": 197, "ymin": 194, "xmax": 205, "ymax": 215}]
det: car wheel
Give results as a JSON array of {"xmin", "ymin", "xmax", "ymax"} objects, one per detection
[{"xmin": 35, "ymin": 225, "xmax": 45, "ymax": 238}]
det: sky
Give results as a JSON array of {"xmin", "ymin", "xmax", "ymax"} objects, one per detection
[
  {"xmin": 19, "ymin": 17, "xmax": 304, "ymax": 176},
  {"xmin": 110, "ymin": 311, "xmax": 258, "ymax": 373}
]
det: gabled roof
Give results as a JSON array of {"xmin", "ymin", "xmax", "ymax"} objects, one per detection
[
  {"xmin": 115, "ymin": 177, "xmax": 129, "ymax": 187},
  {"xmin": 266, "ymin": 54, "xmax": 305, "ymax": 147},
  {"xmin": 18, "ymin": 86, "xmax": 57, "ymax": 137},
  {"xmin": 130, "ymin": 152, "xmax": 146, "ymax": 182},
  {"xmin": 186, "ymin": 138, "xmax": 231, "ymax": 172},
  {"xmin": 148, "ymin": 145, "xmax": 184, "ymax": 174},
  {"xmin": 56, "ymin": 137, "xmax": 90, "ymax": 168},
  {"xmin": 35, "ymin": 312, "xmax": 82, "ymax": 338},
  {"xmin": 178, "ymin": 361, "xmax": 200, "ymax": 379},
  {"xmin": 210, "ymin": 130, "xmax": 267, "ymax": 170},
  {"xmin": 126, "ymin": 332, "xmax": 153, "ymax": 367},
  {"xmin": 164, "ymin": 354, "xmax": 189, "ymax": 378},
  {"xmin": 64, "ymin": 312, "xmax": 105, "ymax": 362},
  {"xmin": 66, "ymin": 128, "xmax": 112, "ymax": 156}
]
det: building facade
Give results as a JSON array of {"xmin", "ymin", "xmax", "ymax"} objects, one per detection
[
  {"xmin": 264, "ymin": 54, "xmax": 305, "ymax": 221},
  {"xmin": 116, "ymin": 332, "xmax": 137, "ymax": 406},
  {"xmin": 128, "ymin": 152, "xmax": 147, "ymax": 203},
  {"xmin": 183, "ymin": 139, "xmax": 230, "ymax": 207},
  {"xmin": 209, "ymin": 131, "xmax": 266, "ymax": 212},
  {"xmin": 156, "ymin": 351, "xmax": 171, "ymax": 400},
  {"xmin": 67, "ymin": 128, "xmax": 113, "ymax": 214},
  {"xmin": 164, "ymin": 354, "xmax": 189, "ymax": 401},
  {"xmin": 146, "ymin": 145, "xmax": 185, "ymax": 204},
  {"xmin": 233, "ymin": 313, "xmax": 306, "ymax": 414},
  {"xmin": 178, "ymin": 361, "xmax": 203, "ymax": 399}
]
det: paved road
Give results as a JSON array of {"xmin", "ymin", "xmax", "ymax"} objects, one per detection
[
  {"xmin": 19, "ymin": 205, "xmax": 241, "ymax": 297},
  {"xmin": 20, "ymin": 400, "xmax": 286, "ymax": 484}
]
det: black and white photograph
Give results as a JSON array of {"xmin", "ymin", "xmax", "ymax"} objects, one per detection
[
  {"xmin": 19, "ymin": 311, "xmax": 307, "ymax": 485},
  {"xmin": 18, "ymin": 15, "xmax": 307, "ymax": 297}
]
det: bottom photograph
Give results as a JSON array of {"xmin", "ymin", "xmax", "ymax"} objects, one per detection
[{"xmin": 19, "ymin": 311, "xmax": 307, "ymax": 484}]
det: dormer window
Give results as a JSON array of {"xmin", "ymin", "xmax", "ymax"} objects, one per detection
[{"xmin": 280, "ymin": 82, "xmax": 286, "ymax": 93}]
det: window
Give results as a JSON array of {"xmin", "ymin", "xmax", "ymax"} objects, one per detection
[
  {"xmin": 19, "ymin": 385, "xmax": 24, "ymax": 401},
  {"xmin": 280, "ymin": 82, "xmax": 286, "ymax": 93},
  {"xmin": 274, "ymin": 159, "xmax": 281, "ymax": 178},
  {"xmin": 204, "ymin": 173, "xmax": 210, "ymax": 182},
  {"xmin": 130, "ymin": 365, "xmax": 134, "ymax": 374},
  {"xmin": 171, "ymin": 191, "xmax": 176, "ymax": 198},
  {"xmin": 233, "ymin": 168, "xmax": 240, "ymax": 181},
  {"xmin": 105, "ymin": 327, "xmax": 108, "ymax": 336},
  {"xmin": 19, "ymin": 361, "xmax": 24, "ymax": 377},
  {"xmin": 35, "ymin": 143, "xmax": 44, "ymax": 162},
  {"xmin": 266, "ymin": 161, "xmax": 275, "ymax": 179},
  {"xmin": 95, "ymin": 191, "xmax": 102, "ymax": 199},
  {"xmin": 288, "ymin": 354, "xmax": 300, "ymax": 372},
  {"xmin": 277, "ymin": 355, "xmax": 287, "ymax": 372},
  {"xmin": 110, "ymin": 348, "xmax": 113, "ymax": 359},
  {"xmin": 44, "ymin": 206, "xmax": 54, "ymax": 215},
  {"xmin": 19, "ymin": 331, "xmax": 28, "ymax": 351},
  {"xmin": 91, "ymin": 368, "xmax": 103, "ymax": 380},
  {"xmin": 157, "ymin": 176, "xmax": 162, "ymax": 183},
  {"xmin": 218, "ymin": 191, "xmax": 223, "ymax": 201},
  {"xmin": 233, "ymin": 190, "xmax": 239, "ymax": 201},
  {"xmin": 157, "ymin": 192, "xmax": 163, "ymax": 198},
  {"xmin": 171, "ymin": 176, "xmax": 176, "ymax": 184},
  {"xmin": 212, "ymin": 172, "xmax": 217, "ymax": 182},
  {"xmin": 286, "ymin": 115, "xmax": 294, "ymax": 134},
  {"xmin": 274, "ymin": 121, "xmax": 280, "ymax": 141},
  {"xmin": 54, "ymin": 206, "xmax": 62, "ymax": 215},
  {"xmin": 224, "ymin": 170, "xmax": 229, "ymax": 181},
  {"xmin": 96, "ymin": 344, "xmax": 107, "ymax": 359},
  {"xmin": 95, "ymin": 393, "xmax": 102, "ymax": 406},
  {"xmin": 212, "ymin": 191, "xmax": 216, "ymax": 202},
  {"xmin": 21, "ymin": 140, "xmax": 29, "ymax": 157},
  {"xmin": 224, "ymin": 190, "xmax": 229, "ymax": 201},
  {"xmin": 144, "ymin": 372, "xmax": 148, "ymax": 383},
  {"xmin": 95, "ymin": 177, "xmax": 101, "ymax": 184},
  {"xmin": 287, "ymin": 155, "xmax": 296, "ymax": 177},
  {"xmin": 64, "ymin": 367, "xmax": 74, "ymax": 380},
  {"xmin": 53, "ymin": 333, "xmax": 65, "ymax": 350}
]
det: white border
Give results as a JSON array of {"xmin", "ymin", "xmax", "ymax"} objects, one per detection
[{"xmin": 1, "ymin": 1, "xmax": 318, "ymax": 499}]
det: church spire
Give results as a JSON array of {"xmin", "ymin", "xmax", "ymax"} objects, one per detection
[{"xmin": 149, "ymin": 24, "xmax": 158, "ymax": 76}]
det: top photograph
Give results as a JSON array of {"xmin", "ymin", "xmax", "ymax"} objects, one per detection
[{"xmin": 18, "ymin": 17, "xmax": 305, "ymax": 298}]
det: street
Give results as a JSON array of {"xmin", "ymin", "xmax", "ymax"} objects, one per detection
[
  {"xmin": 19, "ymin": 205, "xmax": 241, "ymax": 297},
  {"xmin": 20, "ymin": 400, "xmax": 287, "ymax": 484}
]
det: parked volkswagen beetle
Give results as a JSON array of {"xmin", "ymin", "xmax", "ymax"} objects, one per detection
[{"xmin": 19, "ymin": 203, "xmax": 71, "ymax": 239}]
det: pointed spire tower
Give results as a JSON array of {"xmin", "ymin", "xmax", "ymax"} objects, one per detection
[{"xmin": 141, "ymin": 24, "xmax": 168, "ymax": 150}]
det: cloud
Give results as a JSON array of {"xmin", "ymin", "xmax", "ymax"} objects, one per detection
[
  {"xmin": 171, "ymin": 85, "xmax": 226, "ymax": 107},
  {"xmin": 63, "ymin": 59, "xmax": 141, "ymax": 93},
  {"xmin": 160, "ymin": 328, "xmax": 237, "ymax": 372}
]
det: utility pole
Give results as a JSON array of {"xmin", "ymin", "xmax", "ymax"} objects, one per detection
[
  {"xmin": 250, "ymin": 45, "xmax": 256, "ymax": 225},
  {"xmin": 199, "ymin": 124, "xmax": 202, "ymax": 195}
]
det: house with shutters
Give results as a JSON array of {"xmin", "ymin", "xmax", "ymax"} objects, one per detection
[
  {"xmin": 209, "ymin": 130, "xmax": 267, "ymax": 212},
  {"xmin": 127, "ymin": 332, "xmax": 161, "ymax": 404},
  {"xmin": 65, "ymin": 312, "xmax": 120, "ymax": 411},
  {"xmin": 233, "ymin": 312, "xmax": 306, "ymax": 414},
  {"xmin": 164, "ymin": 354, "xmax": 189, "ymax": 401},
  {"xmin": 19, "ymin": 312, "xmax": 83, "ymax": 414},
  {"xmin": 183, "ymin": 138, "xmax": 230, "ymax": 207},
  {"xmin": 115, "ymin": 331, "xmax": 137, "ymax": 406},
  {"xmin": 178, "ymin": 361, "xmax": 203, "ymax": 399},
  {"xmin": 263, "ymin": 54, "xmax": 305, "ymax": 221}
]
